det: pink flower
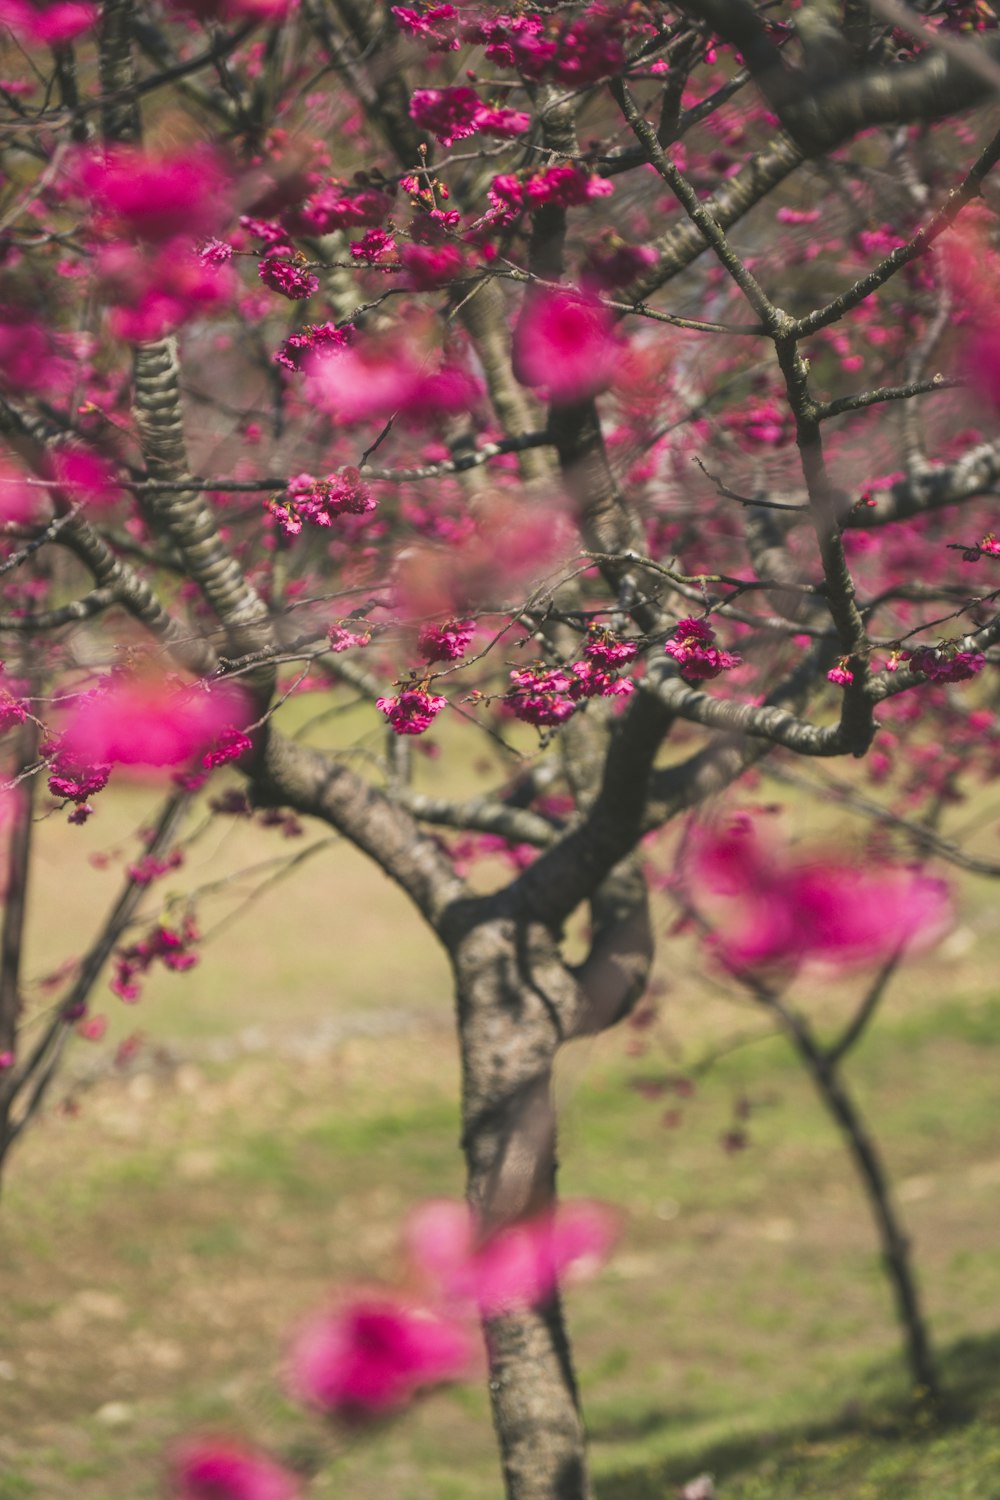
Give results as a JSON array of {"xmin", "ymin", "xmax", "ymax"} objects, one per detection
[
  {"xmin": 327, "ymin": 625, "xmax": 372, "ymax": 653},
  {"xmin": 503, "ymin": 665, "xmax": 577, "ymax": 726},
  {"xmin": 417, "ymin": 619, "xmax": 474, "ymax": 662},
  {"xmin": 171, "ymin": 1438, "xmax": 301, "ymax": 1500},
  {"xmin": 512, "ymin": 291, "xmax": 620, "ymax": 404},
  {"xmin": 267, "ymin": 470, "xmax": 375, "ymax": 537},
  {"xmin": 406, "ymin": 1200, "xmax": 617, "ymax": 1316},
  {"xmin": 409, "ymin": 86, "xmax": 483, "ymax": 146},
  {"xmin": 0, "ymin": 1051, "xmax": 14, "ymax": 1069},
  {"xmin": 409, "ymin": 87, "xmax": 531, "ymax": 146},
  {"xmin": 827, "ymin": 661, "xmax": 854, "ymax": 687},
  {"xmin": 686, "ymin": 817, "xmax": 952, "ymax": 976},
  {"xmin": 258, "ymin": 257, "xmax": 319, "ymax": 301},
  {"xmin": 665, "ymin": 618, "xmax": 742, "ymax": 683},
  {"xmin": 48, "ymin": 762, "xmax": 110, "ymax": 805},
  {"xmin": 59, "ymin": 676, "xmax": 248, "ymax": 773},
  {"xmin": 583, "ymin": 629, "xmax": 639, "ymax": 668},
  {"xmin": 289, "ymin": 1295, "xmax": 471, "ymax": 1418},
  {"xmin": 376, "ymin": 688, "xmax": 447, "ymax": 735},
  {"xmin": 274, "ymin": 320, "xmax": 349, "ymax": 373},
  {"xmin": 907, "ymin": 646, "xmax": 986, "ymax": 682}
]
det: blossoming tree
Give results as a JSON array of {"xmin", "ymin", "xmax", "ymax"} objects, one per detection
[{"xmin": 2, "ymin": 0, "xmax": 1000, "ymax": 1493}]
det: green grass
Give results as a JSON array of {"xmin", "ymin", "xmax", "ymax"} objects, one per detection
[{"xmin": 2, "ymin": 976, "xmax": 1000, "ymax": 1499}]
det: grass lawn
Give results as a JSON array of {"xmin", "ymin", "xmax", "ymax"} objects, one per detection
[{"xmin": 2, "ymin": 974, "xmax": 999, "ymax": 1499}]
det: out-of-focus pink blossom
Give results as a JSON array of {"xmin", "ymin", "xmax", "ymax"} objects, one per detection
[
  {"xmin": 78, "ymin": 147, "xmax": 230, "ymax": 244},
  {"xmin": 512, "ymin": 291, "xmax": 620, "ymax": 403},
  {"xmin": 0, "ymin": 0, "xmax": 97, "ymax": 44},
  {"xmin": 289, "ymin": 1295, "xmax": 471, "ymax": 1417},
  {"xmin": 307, "ymin": 337, "xmax": 481, "ymax": 426},
  {"xmin": 48, "ymin": 447, "xmax": 121, "ymax": 510},
  {"xmin": 97, "ymin": 242, "xmax": 233, "ymax": 341},
  {"xmin": 686, "ymin": 816, "xmax": 952, "ymax": 977},
  {"xmin": 171, "ymin": 1438, "xmax": 301, "ymax": 1500},
  {"xmin": 59, "ymin": 676, "xmax": 248, "ymax": 773},
  {"xmin": 0, "ymin": 307, "xmax": 72, "ymax": 396},
  {"xmin": 407, "ymin": 1199, "xmax": 617, "ymax": 1316}
]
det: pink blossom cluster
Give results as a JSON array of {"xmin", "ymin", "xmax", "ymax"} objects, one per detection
[
  {"xmin": 56, "ymin": 675, "xmax": 248, "ymax": 773},
  {"xmin": 376, "ymin": 687, "xmax": 448, "ymax": 735},
  {"xmin": 110, "ymin": 915, "xmax": 200, "ymax": 1003},
  {"xmin": 327, "ymin": 625, "xmax": 372, "ymax": 653},
  {"xmin": 392, "ymin": 3, "xmax": 628, "ymax": 80},
  {"xmin": 503, "ymin": 653, "xmax": 635, "ymax": 727},
  {"xmin": 409, "ymin": 87, "xmax": 530, "ymax": 147},
  {"xmin": 285, "ymin": 180, "xmax": 391, "ymax": 239},
  {"xmin": 583, "ymin": 628, "xmax": 640, "ymax": 668},
  {"xmin": 273, "ymin": 320, "xmax": 349, "ymax": 373},
  {"xmin": 202, "ymin": 726, "xmax": 254, "ymax": 770},
  {"xmin": 126, "ymin": 848, "xmax": 184, "ymax": 887},
  {"xmin": 487, "ymin": 164, "xmax": 613, "ymax": 222},
  {"xmin": 72, "ymin": 147, "xmax": 234, "ymax": 339},
  {"xmin": 391, "ymin": 1, "xmax": 458, "ymax": 49},
  {"xmin": 350, "ymin": 228, "xmax": 396, "ymax": 264},
  {"xmin": 47, "ymin": 757, "xmax": 111, "ymax": 814},
  {"xmin": 474, "ymin": 10, "xmax": 626, "ymax": 83},
  {"xmin": 958, "ymin": 533, "xmax": 1000, "ymax": 561},
  {"xmin": 665, "ymin": 618, "xmax": 742, "ymax": 683},
  {"xmin": 686, "ymin": 815, "xmax": 952, "ymax": 976},
  {"xmin": 418, "ymin": 618, "xmax": 475, "ymax": 662},
  {"xmin": 267, "ymin": 470, "xmax": 376, "ymax": 538},
  {"xmin": 258, "ymin": 256, "xmax": 319, "ymax": 301},
  {"xmin": 0, "ymin": 686, "xmax": 27, "ymax": 735},
  {"xmin": 827, "ymin": 660, "xmax": 854, "ymax": 687},
  {"xmin": 906, "ymin": 645, "xmax": 986, "ymax": 682}
]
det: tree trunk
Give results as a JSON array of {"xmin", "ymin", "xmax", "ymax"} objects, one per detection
[{"xmin": 452, "ymin": 914, "xmax": 593, "ymax": 1500}]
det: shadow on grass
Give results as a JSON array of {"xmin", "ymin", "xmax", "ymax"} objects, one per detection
[
  {"xmin": 593, "ymin": 1328, "xmax": 1000, "ymax": 1500},
  {"xmin": 588, "ymin": 1405, "xmax": 705, "ymax": 1444}
]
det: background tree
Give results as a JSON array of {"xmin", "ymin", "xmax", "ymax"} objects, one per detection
[{"xmin": 1, "ymin": 0, "xmax": 1000, "ymax": 1495}]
